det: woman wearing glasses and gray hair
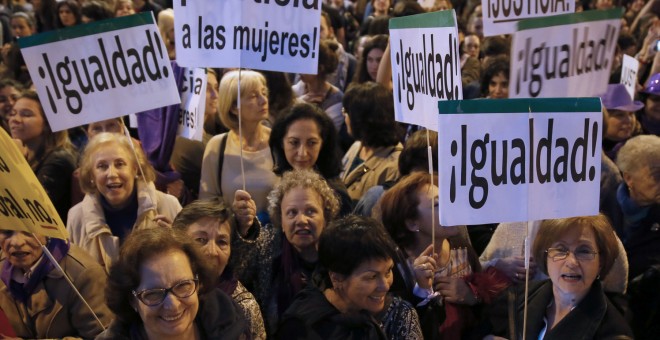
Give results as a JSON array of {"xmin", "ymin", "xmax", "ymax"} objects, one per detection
[
  {"xmin": 98, "ymin": 227, "xmax": 248, "ymax": 339},
  {"xmin": 477, "ymin": 214, "xmax": 633, "ymax": 339}
]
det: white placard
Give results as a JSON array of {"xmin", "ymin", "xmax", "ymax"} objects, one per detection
[
  {"xmin": 174, "ymin": 0, "xmax": 321, "ymax": 74},
  {"xmin": 510, "ymin": 9, "xmax": 622, "ymax": 99},
  {"xmin": 620, "ymin": 54, "xmax": 639, "ymax": 101},
  {"xmin": 437, "ymin": 98, "xmax": 602, "ymax": 226},
  {"xmin": 389, "ymin": 10, "xmax": 462, "ymax": 131},
  {"xmin": 177, "ymin": 67, "xmax": 207, "ymax": 141},
  {"xmin": 19, "ymin": 13, "xmax": 180, "ymax": 132},
  {"xmin": 482, "ymin": 0, "xmax": 574, "ymax": 36}
]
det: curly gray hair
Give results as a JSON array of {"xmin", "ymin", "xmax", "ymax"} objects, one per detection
[
  {"xmin": 616, "ymin": 134, "xmax": 660, "ymax": 174},
  {"xmin": 267, "ymin": 169, "xmax": 340, "ymax": 229}
]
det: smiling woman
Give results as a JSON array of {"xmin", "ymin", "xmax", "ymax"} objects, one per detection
[
  {"xmin": 67, "ymin": 133, "xmax": 181, "ymax": 273},
  {"xmin": 0, "ymin": 230, "xmax": 112, "ymax": 338},
  {"xmin": 277, "ymin": 215, "xmax": 423, "ymax": 339},
  {"xmin": 98, "ymin": 227, "xmax": 249, "ymax": 340}
]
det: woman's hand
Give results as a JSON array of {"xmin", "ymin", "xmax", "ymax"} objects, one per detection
[
  {"xmin": 494, "ymin": 256, "xmax": 537, "ymax": 283},
  {"xmin": 233, "ymin": 190, "xmax": 256, "ymax": 236},
  {"xmin": 153, "ymin": 214, "xmax": 173, "ymax": 228},
  {"xmin": 413, "ymin": 244, "xmax": 438, "ymax": 290},
  {"xmin": 434, "ymin": 276, "xmax": 478, "ymax": 305}
]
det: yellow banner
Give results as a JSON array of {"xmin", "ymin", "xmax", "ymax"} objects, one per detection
[{"xmin": 0, "ymin": 128, "xmax": 68, "ymax": 240}]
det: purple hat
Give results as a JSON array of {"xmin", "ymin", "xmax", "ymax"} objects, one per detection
[
  {"xmin": 600, "ymin": 84, "xmax": 644, "ymax": 112},
  {"xmin": 642, "ymin": 73, "xmax": 660, "ymax": 95}
]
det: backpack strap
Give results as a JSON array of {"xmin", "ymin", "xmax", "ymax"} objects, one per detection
[{"xmin": 216, "ymin": 133, "xmax": 228, "ymax": 198}]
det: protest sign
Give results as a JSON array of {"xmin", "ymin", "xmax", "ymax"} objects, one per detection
[
  {"xmin": 0, "ymin": 128, "xmax": 68, "ymax": 240},
  {"xmin": 510, "ymin": 8, "xmax": 622, "ymax": 99},
  {"xmin": 389, "ymin": 10, "xmax": 462, "ymax": 131},
  {"xmin": 174, "ymin": 0, "xmax": 321, "ymax": 74},
  {"xmin": 177, "ymin": 67, "xmax": 207, "ymax": 141},
  {"xmin": 482, "ymin": 0, "xmax": 574, "ymax": 36},
  {"xmin": 620, "ymin": 54, "xmax": 639, "ymax": 101},
  {"xmin": 437, "ymin": 98, "xmax": 602, "ymax": 226},
  {"xmin": 19, "ymin": 13, "xmax": 180, "ymax": 132}
]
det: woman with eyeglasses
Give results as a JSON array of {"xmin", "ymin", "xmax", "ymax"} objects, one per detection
[
  {"xmin": 477, "ymin": 215, "xmax": 633, "ymax": 339},
  {"xmin": 99, "ymin": 227, "xmax": 248, "ymax": 340}
]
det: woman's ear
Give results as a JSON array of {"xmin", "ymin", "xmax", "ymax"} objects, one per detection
[
  {"xmin": 329, "ymin": 271, "xmax": 345, "ymax": 288},
  {"xmin": 404, "ymin": 219, "xmax": 419, "ymax": 232},
  {"xmin": 622, "ymin": 171, "xmax": 634, "ymax": 190}
]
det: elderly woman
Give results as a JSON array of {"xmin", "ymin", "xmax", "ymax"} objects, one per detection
[
  {"xmin": 199, "ymin": 70, "xmax": 277, "ymax": 223},
  {"xmin": 172, "ymin": 198, "xmax": 266, "ymax": 339},
  {"xmin": 8, "ymin": 90, "xmax": 77, "ymax": 224},
  {"xmin": 615, "ymin": 134, "xmax": 660, "ymax": 280},
  {"xmin": 378, "ymin": 172, "xmax": 509, "ymax": 339},
  {"xmin": 340, "ymin": 82, "xmax": 403, "ymax": 202},
  {"xmin": 232, "ymin": 169, "xmax": 340, "ymax": 334},
  {"xmin": 98, "ymin": 227, "xmax": 248, "ymax": 339},
  {"xmin": 67, "ymin": 132, "xmax": 181, "ymax": 273},
  {"xmin": 479, "ymin": 215, "xmax": 633, "ymax": 339},
  {"xmin": 0, "ymin": 231, "xmax": 112, "ymax": 338},
  {"xmin": 278, "ymin": 215, "xmax": 423, "ymax": 339},
  {"xmin": 292, "ymin": 40, "xmax": 344, "ymax": 131}
]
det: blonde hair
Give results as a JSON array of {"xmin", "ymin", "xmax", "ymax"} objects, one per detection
[
  {"xmin": 78, "ymin": 132, "xmax": 156, "ymax": 194},
  {"xmin": 217, "ymin": 70, "xmax": 268, "ymax": 131}
]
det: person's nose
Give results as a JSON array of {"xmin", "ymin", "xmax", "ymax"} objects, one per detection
[{"xmin": 298, "ymin": 144, "xmax": 307, "ymax": 156}]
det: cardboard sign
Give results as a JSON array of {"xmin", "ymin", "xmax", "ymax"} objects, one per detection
[
  {"xmin": 482, "ymin": 0, "xmax": 574, "ymax": 36},
  {"xmin": 177, "ymin": 67, "xmax": 207, "ymax": 141},
  {"xmin": 0, "ymin": 129, "xmax": 68, "ymax": 240},
  {"xmin": 620, "ymin": 54, "xmax": 639, "ymax": 101},
  {"xmin": 389, "ymin": 10, "xmax": 462, "ymax": 131},
  {"xmin": 437, "ymin": 98, "xmax": 602, "ymax": 226},
  {"xmin": 510, "ymin": 8, "xmax": 622, "ymax": 99},
  {"xmin": 19, "ymin": 13, "xmax": 180, "ymax": 132},
  {"xmin": 174, "ymin": 0, "xmax": 321, "ymax": 73}
]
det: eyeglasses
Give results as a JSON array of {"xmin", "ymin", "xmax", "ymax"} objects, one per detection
[
  {"xmin": 132, "ymin": 276, "xmax": 199, "ymax": 306},
  {"xmin": 545, "ymin": 247, "xmax": 598, "ymax": 262}
]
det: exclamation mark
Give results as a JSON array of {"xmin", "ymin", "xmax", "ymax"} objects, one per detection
[
  {"xmin": 311, "ymin": 27, "xmax": 317, "ymax": 59},
  {"xmin": 589, "ymin": 119, "xmax": 598, "ymax": 181},
  {"xmin": 154, "ymin": 30, "xmax": 169, "ymax": 77}
]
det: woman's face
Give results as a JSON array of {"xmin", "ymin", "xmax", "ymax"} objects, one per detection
[
  {"xmin": 133, "ymin": 250, "xmax": 199, "ymax": 340},
  {"xmin": 205, "ymin": 73, "xmax": 219, "ymax": 117},
  {"xmin": 87, "ymin": 119, "xmax": 123, "ymax": 139},
  {"xmin": 0, "ymin": 85, "xmax": 20, "ymax": 116},
  {"xmin": 284, "ymin": 119, "xmax": 322, "ymax": 171},
  {"xmin": 116, "ymin": 2, "xmax": 135, "ymax": 17},
  {"xmin": 187, "ymin": 217, "xmax": 231, "ymax": 277},
  {"xmin": 488, "ymin": 72, "xmax": 509, "ymax": 99},
  {"xmin": 336, "ymin": 258, "xmax": 394, "ymax": 314},
  {"xmin": 410, "ymin": 184, "xmax": 459, "ymax": 241},
  {"xmin": 605, "ymin": 109, "xmax": 635, "ymax": 142},
  {"xmin": 59, "ymin": 5, "xmax": 76, "ymax": 27},
  {"xmin": 624, "ymin": 165, "xmax": 660, "ymax": 206},
  {"xmin": 645, "ymin": 95, "xmax": 660, "ymax": 122},
  {"xmin": 373, "ymin": 0, "xmax": 389, "ymax": 15},
  {"xmin": 8, "ymin": 98, "xmax": 45, "ymax": 145},
  {"xmin": 0, "ymin": 231, "xmax": 46, "ymax": 271},
  {"xmin": 546, "ymin": 226, "xmax": 601, "ymax": 304},
  {"xmin": 281, "ymin": 186, "xmax": 325, "ymax": 255},
  {"xmin": 464, "ymin": 35, "xmax": 480, "ymax": 59},
  {"xmin": 366, "ymin": 48, "xmax": 384, "ymax": 81},
  {"xmin": 11, "ymin": 17, "xmax": 33, "ymax": 38},
  {"xmin": 233, "ymin": 82, "xmax": 269, "ymax": 126},
  {"xmin": 91, "ymin": 144, "xmax": 137, "ymax": 209}
]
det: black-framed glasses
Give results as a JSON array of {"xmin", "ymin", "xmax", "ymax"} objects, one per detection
[
  {"xmin": 545, "ymin": 247, "xmax": 598, "ymax": 262},
  {"xmin": 132, "ymin": 275, "xmax": 199, "ymax": 306}
]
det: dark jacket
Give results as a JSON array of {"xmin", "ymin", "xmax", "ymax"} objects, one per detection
[
  {"xmin": 95, "ymin": 289, "xmax": 248, "ymax": 340},
  {"xmin": 276, "ymin": 286, "xmax": 388, "ymax": 340},
  {"xmin": 480, "ymin": 280, "xmax": 633, "ymax": 340}
]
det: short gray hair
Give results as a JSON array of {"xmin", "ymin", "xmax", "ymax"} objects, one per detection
[{"xmin": 616, "ymin": 134, "xmax": 660, "ymax": 174}]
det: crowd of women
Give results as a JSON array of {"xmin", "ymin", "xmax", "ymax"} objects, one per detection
[{"xmin": 0, "ymin": 0, "xmax": 659, "ymax": 339}]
